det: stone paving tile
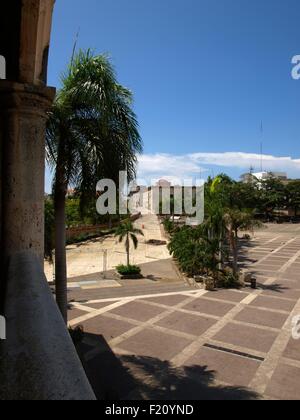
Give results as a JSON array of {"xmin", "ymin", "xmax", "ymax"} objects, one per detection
[
  {"xmin": 143, "ymin": 294, "xmax": 189, "ymax": 307},
  {"xmin": 261, "ymin": 287, "xmax": 300, "ymax": 301},
  {"xmin": 204, "ymin": 290, "xmax": 250, "ymax": 303},
  {"xmin": 183, "ymin": 298, "xmax": 235, "ymax": 317},
  {"xmin": 283, "ymin": 338, "xmax": 300, "ymax": 362},
  {"xmin": 82, "ymin": 302, "xmax": 116, "ymax": 310},
  {"xmin": 255, "ymin": 262, "xmax": 283, "ymax": 267},
  {"xmin": 249, "ymin": 295, "xmax": 296, "ymax": 312},
  {"xmin": 286, "ymin": 267, "xmax": 300, "ymax": 273},
  {"xmin": 253, "ymin": 271, "xmax": 279, "ymax": 276},
  {"xmin": 118, "ymin": 328, "xmax": 193, "ymax": 360},
  {"xmin": 265, "ymin": 363, "xmax": 300, "ymax": 400},
  {"xmin": 185, "ymin": 346, "xmax": 261, "ymax": 388},
  {"xmin": 213, "ymin": 322, "xmax": 278, "ymax": 353},
  {"xmin": 255, "ymin": 266, "xmax": 281, "ymax": 272},
  {"xmin": 155, "ymin": 312, "xmax": 217, "ymax": 336},
  {"xmin": 68, "ymin": 307, "xmax": 87, "ymax": 321},
  {"xmin": 77, "ymin": 314, "xmax": 134, "ymax": 342},
  {"xmin": 108, "ymin": 300, "xmax": 167, "ymax": 322},
  {"xmin": 281, "ymin": 273, "xmax": 300, "ymax": 281},
  {"xmin": 84, "ymin": 344, "xmax": 138, "ymax": 400},
  {"xmin": 234, "ymin": 307, "xmax": 288, "ymax": 329}
]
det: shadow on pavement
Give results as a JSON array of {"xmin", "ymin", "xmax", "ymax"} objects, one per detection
[{"xmin": 78, "ymin": 333, "xmax": 260, "ymax": 401}]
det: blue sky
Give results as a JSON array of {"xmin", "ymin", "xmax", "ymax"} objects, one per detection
[{"xmin": 46, "ymin": 0, "xmax": 300, "ymax": 190}]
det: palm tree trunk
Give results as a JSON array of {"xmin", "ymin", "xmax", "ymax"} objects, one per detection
[
  {"xmin": 54, "ymin": 168, "xmax": 68, "ymax": 324},
  {"xmin": 233, "ymin": 233, "xmax": 239, "ymax": 277},
  {"xmin": 228, "ymin": 227, "xmax": 238, "ymax": 277},
  {"xmin": 126, "ymin": 234, "xmax": 130, "ymax": 266},
  {"xmin": 218, "ymin": 229, "xmax": 223, "ymax": 271}
]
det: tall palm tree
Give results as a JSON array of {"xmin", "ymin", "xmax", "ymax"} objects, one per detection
[
  {"xmin": 46, "ymin": 51, "xmax": 142, "ymax": 322},
  {"xmin": 115, "ymin": 221, "xmax": 144, "ymax": 266},
  {"xmin": 223, "ymin": 209, "xmax": 260, "ymax": 276}
]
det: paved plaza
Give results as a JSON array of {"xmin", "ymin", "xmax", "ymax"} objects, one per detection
[
  {"xmin": 68, "ymin": 223, "xmax": 300, "ymax": 400},
  {"xmin": 45, "ymin": 214, "xmax": 180, "ymax": 286}
]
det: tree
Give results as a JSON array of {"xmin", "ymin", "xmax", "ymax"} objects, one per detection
[
  {"xmin": 207, "ymin": 175, "xmax": 261, "ymax": 277},
  {"xmin": 44, "ymin": 197, "xmax": 55, "ymax": 263},
  {"xmin": 258, "ymin": 177, "xmax": 286, "ymax": 218},
  {"xmin": 115, "ymin": 221, "xmax": 144, "ymax": 266},
  {"xmin": 205, "ymin": 180, "xmax": 227, "ymax": 270},
  {"xmin": 286, "ymin": 180, "xmax": 300, "ymax": 217},
  {"xmin": 46, "ymin": 51, "xmax": 142, "ymax": 322},
  {"xmin": 168, "ymin": 225, "xmax": 223, "ymax": 279},
  {"xmin": 223, "ymin": 209, "xmax": 261, "ymax": 276}
]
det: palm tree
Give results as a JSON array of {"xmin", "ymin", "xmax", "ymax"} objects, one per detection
[
  {"xmin": 223, "ymin": 209, "xmax": 260, "ymax": 276},
  {"xmin": 115, "ymin": 221, "xmax": 144, "ymax": 266},
  {"xmin": 46, "ymin": 51, "xmax": 142, "ymax": 322}
]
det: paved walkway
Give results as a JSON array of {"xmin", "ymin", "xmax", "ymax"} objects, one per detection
[{"xmin": 68, "ymin": 224, "xmax": 300, "ymax": 400}]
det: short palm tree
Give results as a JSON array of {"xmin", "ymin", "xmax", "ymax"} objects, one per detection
[
  {"xmin": 46, "ymin": 51, "xmax": 142, "ymax": 323},
  {"xmin": 115, "ymin": 221, "xmax": 144, "ymax": 266}
]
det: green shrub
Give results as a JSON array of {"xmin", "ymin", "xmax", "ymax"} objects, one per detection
[
  {"xmin": 116, "ymin": 264, "xmax": 141, "ymax": 276},
  {"xmin": 219, "ymin": 272, "xmax": 241, "ymax": 289},
  {"xmin": 168, "ymin": 225, "xmax": 221, "ymax": 278},
  {"xmin": 163, "ymin": 218, "xmax": 175, "ymax": 234}
]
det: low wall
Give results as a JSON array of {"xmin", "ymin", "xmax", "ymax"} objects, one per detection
[
  {"xmin": 0, "ymin": 251, "xmax": 96, "ymax": 400},
  {"xmin": 66, "ymin": 213, "xmax": 141, "ymax": 241}
]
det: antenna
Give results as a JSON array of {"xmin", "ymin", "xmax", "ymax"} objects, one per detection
[{"xmin": 260, "ymin": 121, "xmax": 263, "ymax": 172}]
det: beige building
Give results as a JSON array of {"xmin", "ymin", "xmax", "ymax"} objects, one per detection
[{"xmin": 241, "ymin": 171, "xmax": 288, "ymax": 184}]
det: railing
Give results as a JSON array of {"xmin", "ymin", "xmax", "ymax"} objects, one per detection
[{"xmin": 0, "ymin": 251, "xmax": 96, "ymax": 400}]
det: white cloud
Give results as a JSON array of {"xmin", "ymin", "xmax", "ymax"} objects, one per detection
[
  {"xmin": 45, "ymin": 151, "xmax": 300, "ymax": 192},
  {"xmin": 137, "ymin": 152, "xmax": 300, "ymax": 182}
]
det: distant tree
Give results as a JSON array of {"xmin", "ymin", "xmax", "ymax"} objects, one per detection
[
  {"xmin": 115, "ymin": 221, "xmax": 144, "ymax": 266},
  {"xmin": 286, "ymin": 180, "xmax": 300, "ymax": 216},
  {"xmin": 258, "ymin": 177, "xmax": 286, "ymax": 218}
]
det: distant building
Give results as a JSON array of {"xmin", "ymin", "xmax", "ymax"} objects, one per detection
[
  {"xmin": 241, "ymin": 171, "xmax": 288, "ymax": 184},
  {"xmin": 156, "ymin": 179, "xmax": 172, "ymax": 188},
  {"xmin": 66, "ymin": 189, "xmax": 76, "ymax": 198}
]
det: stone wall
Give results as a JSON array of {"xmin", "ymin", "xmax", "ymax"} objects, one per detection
[{"xmin": 66, "ymin": 213, "xmax": 141, "ymax": 241}]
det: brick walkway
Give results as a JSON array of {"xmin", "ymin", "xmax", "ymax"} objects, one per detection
[{"xmin": 68, "ymin": 224, "xmax": 300, "ymax": 400}]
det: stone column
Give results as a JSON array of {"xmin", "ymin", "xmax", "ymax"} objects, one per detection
[
  {"xmin": 0, "ymin": 82, "xmax": 55, "ymax": 264},
  {"xmin": 0, "ymin": 1, "xmax": 56, "ymax": 272}
]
